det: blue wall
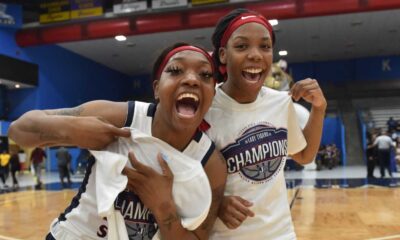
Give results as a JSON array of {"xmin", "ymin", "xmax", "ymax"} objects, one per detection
[
  {"xmin": 1, "ymin": 27, "xmax": 141, "ymax": 172},
  {"xmin": 290, "ymin": 55, "xmax": 400, "ymax": 84},
  {"xmin": 1, "ymin": 28, "xmax": 137, "ymax": 120}
]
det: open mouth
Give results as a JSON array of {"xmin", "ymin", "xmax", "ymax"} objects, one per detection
[
  {"xmin": 242, "ymin": 68, "xmax": 264, "ymax": 82},
  {"xmin": 176, "ymin": 93, "xmax": 199, "ymax": 118}
]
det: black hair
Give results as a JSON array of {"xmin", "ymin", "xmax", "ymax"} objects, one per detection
[
  {"xmin": 211, "ymin": 8, "xmax": 275, "ymax": 82},
  {"xmin": 152, "ymin": 42, "xmax": 213, "ymax": 81}
]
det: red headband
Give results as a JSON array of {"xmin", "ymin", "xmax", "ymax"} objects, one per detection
[
  {"xmin": 220, "ymin": 13, "xmax": 275, "ymax": 48},
  {"xmin": 156, "ymin": 46, "xmax": 215, "ymax": 80}
]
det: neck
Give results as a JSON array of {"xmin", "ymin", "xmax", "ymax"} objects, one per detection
[
  {"xmin": 221, "ymin": 79, "xmax": 259, "ymax": 103},
  {"xmin": 152, "ymin": 109, "xmax": 196, "ymax": 151}
]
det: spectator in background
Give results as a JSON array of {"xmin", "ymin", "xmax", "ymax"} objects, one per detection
[
  {"xmin": 316, "ymin": 145, "xmax": 326, "ymax": 171},
  {"xmin": 395, "ymin": 137, "xmax": 400, "ymax": 170},
  {"xmin": 373, "ymin": 131, "xmax": 396, "ymax": 178},
  {"xmin": 30, "ymin": 147, "xmax": 46, "ymax": 188},
  {"xmin": 56, "ymin": 147, "xmax": 72, "ymax": 187},
  {"xmin": 0, "ymin": 150, "xmax": 10, "ymax": 189},
  {"xmin": 366, "ymin": 132, "xmax": 378, "ymax": 179},
  {"xmin": 10, "ymin": 151, "xmax": 20, "ymax": 189},
  {"xmin": 387, "ymin": 117, "xmax": 397, "ymax": 133}
]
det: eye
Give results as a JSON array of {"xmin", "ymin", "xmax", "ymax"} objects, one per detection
[
  {"xmin": 165, "ymin": 66, "xmax": 183, "ymax": 76},
  {"xmin": 200, "ymin": 71, "xmax": 213, "ymax": 81},
  {"xmin": 260, "ymin": 43, "xmax": 272, "ymax": 51},
  {"xmin": 234, "ymin": 44, "xmax": 247, "ymax": 50}
]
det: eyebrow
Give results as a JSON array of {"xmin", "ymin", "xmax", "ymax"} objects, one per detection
[{"xmin": 233, "ymin": 36, "xmax": 270, "ymax": 41}]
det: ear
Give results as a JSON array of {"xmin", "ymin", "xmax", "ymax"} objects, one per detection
[
  {"xmin": 219, "ymin": 47, "xmax": 227, "ymax": 64},
  {"xmin": 153, "ymin": 80, "xmax": 160, "ymax": 100}
]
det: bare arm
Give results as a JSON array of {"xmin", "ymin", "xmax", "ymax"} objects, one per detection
[
  {"xmin": 124, "ymin": 149, "xmax": 227, "ymax": 240},
  {"xmin": 8, "ymin": 100, "xmax": 131, "ymax": 149},
  {"xmin": 290, "ymin": 79, "xmax": 327, "ymax": 164}
]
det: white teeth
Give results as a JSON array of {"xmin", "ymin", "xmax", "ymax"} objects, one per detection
[
  {"xmin": 177, "ymin": 93, "xmax": 199, "ymax": 102},
  {"xmin": 243, "ymin": 68, "xmax": 263, "ymax": 74}
]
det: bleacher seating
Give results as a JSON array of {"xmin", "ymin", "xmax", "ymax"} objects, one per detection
[{"xmin": 364, "ymin": 107, "xmax": 400, "ymax": 131}]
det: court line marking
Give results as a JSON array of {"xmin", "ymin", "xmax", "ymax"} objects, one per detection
[
  {"xmin": 290, "ymin": 188, "xmax": 300, "ymax": 209},
  {"xmin": 367, "ymin": 235, "xmax": 400, "ymax": 240},
  {"xmin": 0, "ymin": 235, "xmax": 23, "ymax": 240}
]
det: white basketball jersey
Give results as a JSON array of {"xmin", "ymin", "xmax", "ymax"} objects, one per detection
[
  {"xmin": 205, "ymin": 86, "xmax": 306, "ymax": 240},
  {"xmin": 50, "ymin": 101, "xmax": 215, "ymax": 240}
]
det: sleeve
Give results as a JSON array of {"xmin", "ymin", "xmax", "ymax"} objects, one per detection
[
  {"xmin": 124, "ymin": 101, "xmax": 135, "ymax": 127},
  {"xmin": 287, "ymin": 100, "xmax": 307, "ymax": 155}
]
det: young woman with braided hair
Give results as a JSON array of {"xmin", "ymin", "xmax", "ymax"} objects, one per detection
[
  {"xmin": 204, "ymin": 8, "xmax": 327, "ymax": 239},
  {"xmin": 9, "ymin": 43, "xmax": 226, "ymax": 240}
]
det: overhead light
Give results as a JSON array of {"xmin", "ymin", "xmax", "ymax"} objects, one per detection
[
  {"xmin": 15, "ymin": 84, "xmax": 20, "ymax": 88},
  {"xmin": 269, "ymin": 19, "xmax": 278, "ymax": 26},
  {"xmin": 279, "ymin": 50, "xmax": 288, "ymax": 56},
  {"xmin": 115, "ymin": 35, "xmax": 127, "ymax": 41}
]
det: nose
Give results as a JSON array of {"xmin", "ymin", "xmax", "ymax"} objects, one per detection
[
  {"xmin": 183, "ymin": 70, "xmax": 200, "ymax": 87},
  {"xmin": 247, "ymin": 47, "xmax": 262, "ymax": 61}
]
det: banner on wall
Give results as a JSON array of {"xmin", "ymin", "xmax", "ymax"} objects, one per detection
[
  {"xmin": 229, "ymin": 0, "xmax": 247, "ymax": 2},
  {"xmin": 39, "ymin": 0, "xmax": 70, "ymax": 24},
  {"xmin": 152, "ymin": 0, "xmax": 188, "ymax": 9},
  {"xmin": 0, "ymin": 3, "xmax": 22, "ymax": 28},
  {"xmin": 191, "ymin": 0, "xmax": 227, "ymax": 6},
  {"xmin": 70, "ymin": 0, "xmax": 103, "ymax": 19},
  {"xmin": 113, "ymin": 0, "xmax": 148, "ymax": 14}
]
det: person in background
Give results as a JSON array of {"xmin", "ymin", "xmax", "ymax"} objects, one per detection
[
  {"xmin": 366, "ymin": 132, "xmax": 377, "ymax": 179},
  {"xmin": 373, "ymin": 131, "xmax": 396, "ymax": 178},
  {"xmin": 30, "ymin": 147, "xmax": 47, "ymax": 188},
  {"xmin": 56, "ymin": 147, "xmax": 72, "ymax": 187},
  {"xmin": 10, "ymin": 150, "xmax": 21, "ymax": 189},
  {"xmin": 0, "ymin": 150, "xmax": 10, "ymax": 189}
]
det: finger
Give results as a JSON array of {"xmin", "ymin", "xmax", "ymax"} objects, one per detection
[
  {"xmin": 225, "ymin": 217, "xmax": 243, "ymax": 229},
  {"xmin": 228, "ymin": 206, "xmax": 248, "ymax": 222},
  {"xmin": 292, "ymin": 83, "xmax": 317, "ymax": 100},
  {"xmin": 234, "ymin": 197, "xmax": 255, "ymax": 217},
  {"xmin": 236, "ymin": 196, "xmax": 253, "ymax": 207},
  {"xmin": 225, "ymin": 222, "xmax": 237, "ymax": 229},
  {"xmin": 128, "ymin": 152, "xmax": 152, "ymax": 175},
  {"xmin": 290, "ymin": 78, "xmax": 316, "ymax": 100},
  {"xmin": 289, "ymin": 83, "xmax": 301, "ymax": 101},
  {"xmin": 158, "ymin": 153, "xmax": 173, "ymax": 177},
  {"xmin": 110, "ymin": 126, "xmax": 131, "ymax": 138}
]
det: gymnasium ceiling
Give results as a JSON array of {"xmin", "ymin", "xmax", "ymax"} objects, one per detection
[
  {"xmin": 3, "ymin": 1, "xmax": 400, "ymax": 77},
  {"xmin": 59, "ymin": 8, "xmax": 400, "ymax": 76}
]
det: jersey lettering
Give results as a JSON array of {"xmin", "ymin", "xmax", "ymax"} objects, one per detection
[{"xmin": 97, "ymin": 225, "xmax": 107, "ymax": 238}]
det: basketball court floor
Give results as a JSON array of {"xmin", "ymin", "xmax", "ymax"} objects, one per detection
[{"xmin": 0, "ymin": 166, "xmax": 399, "ymax": 240}]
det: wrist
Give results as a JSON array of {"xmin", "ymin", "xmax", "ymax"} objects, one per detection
[
  {"xmin": 312, "ymin": 103, "xmax": 327, "ymax": 114},
  {"xmin": 153, "ymin": 200, "xmax": 178, "ymax": 222}
]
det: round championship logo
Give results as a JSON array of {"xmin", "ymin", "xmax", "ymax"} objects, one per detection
[
  {"xmin": 240, "ymin": 156, "xmax": 282, "ymax": 182},
  {"xmin": 221, "ymin": 123, "xmax": 288, "ymax": 184}
]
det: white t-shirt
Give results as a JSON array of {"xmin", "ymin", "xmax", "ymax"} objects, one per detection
[
  {"xmin": 50, "ymin": 101, "xmax": 215, "ymax": 240},
  {"xmin": 374, "ymin": 135, "xmax": 395, "ymax": 150},
  {"xmin": 205, "ymin": 86, "xmax": 306, "ymax": 240}
]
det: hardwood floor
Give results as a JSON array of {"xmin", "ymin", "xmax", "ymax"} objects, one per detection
[
  {"xmin": 292, "ymin": 188, "xmax": 400, "ymax": 240},
  {"xmin": 0, "ymin": 190, "xmax": 76, "ymax": 240},
  {"xmin": 0, "ymin": 188, "xmax": 399, "ymax": 239}
]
